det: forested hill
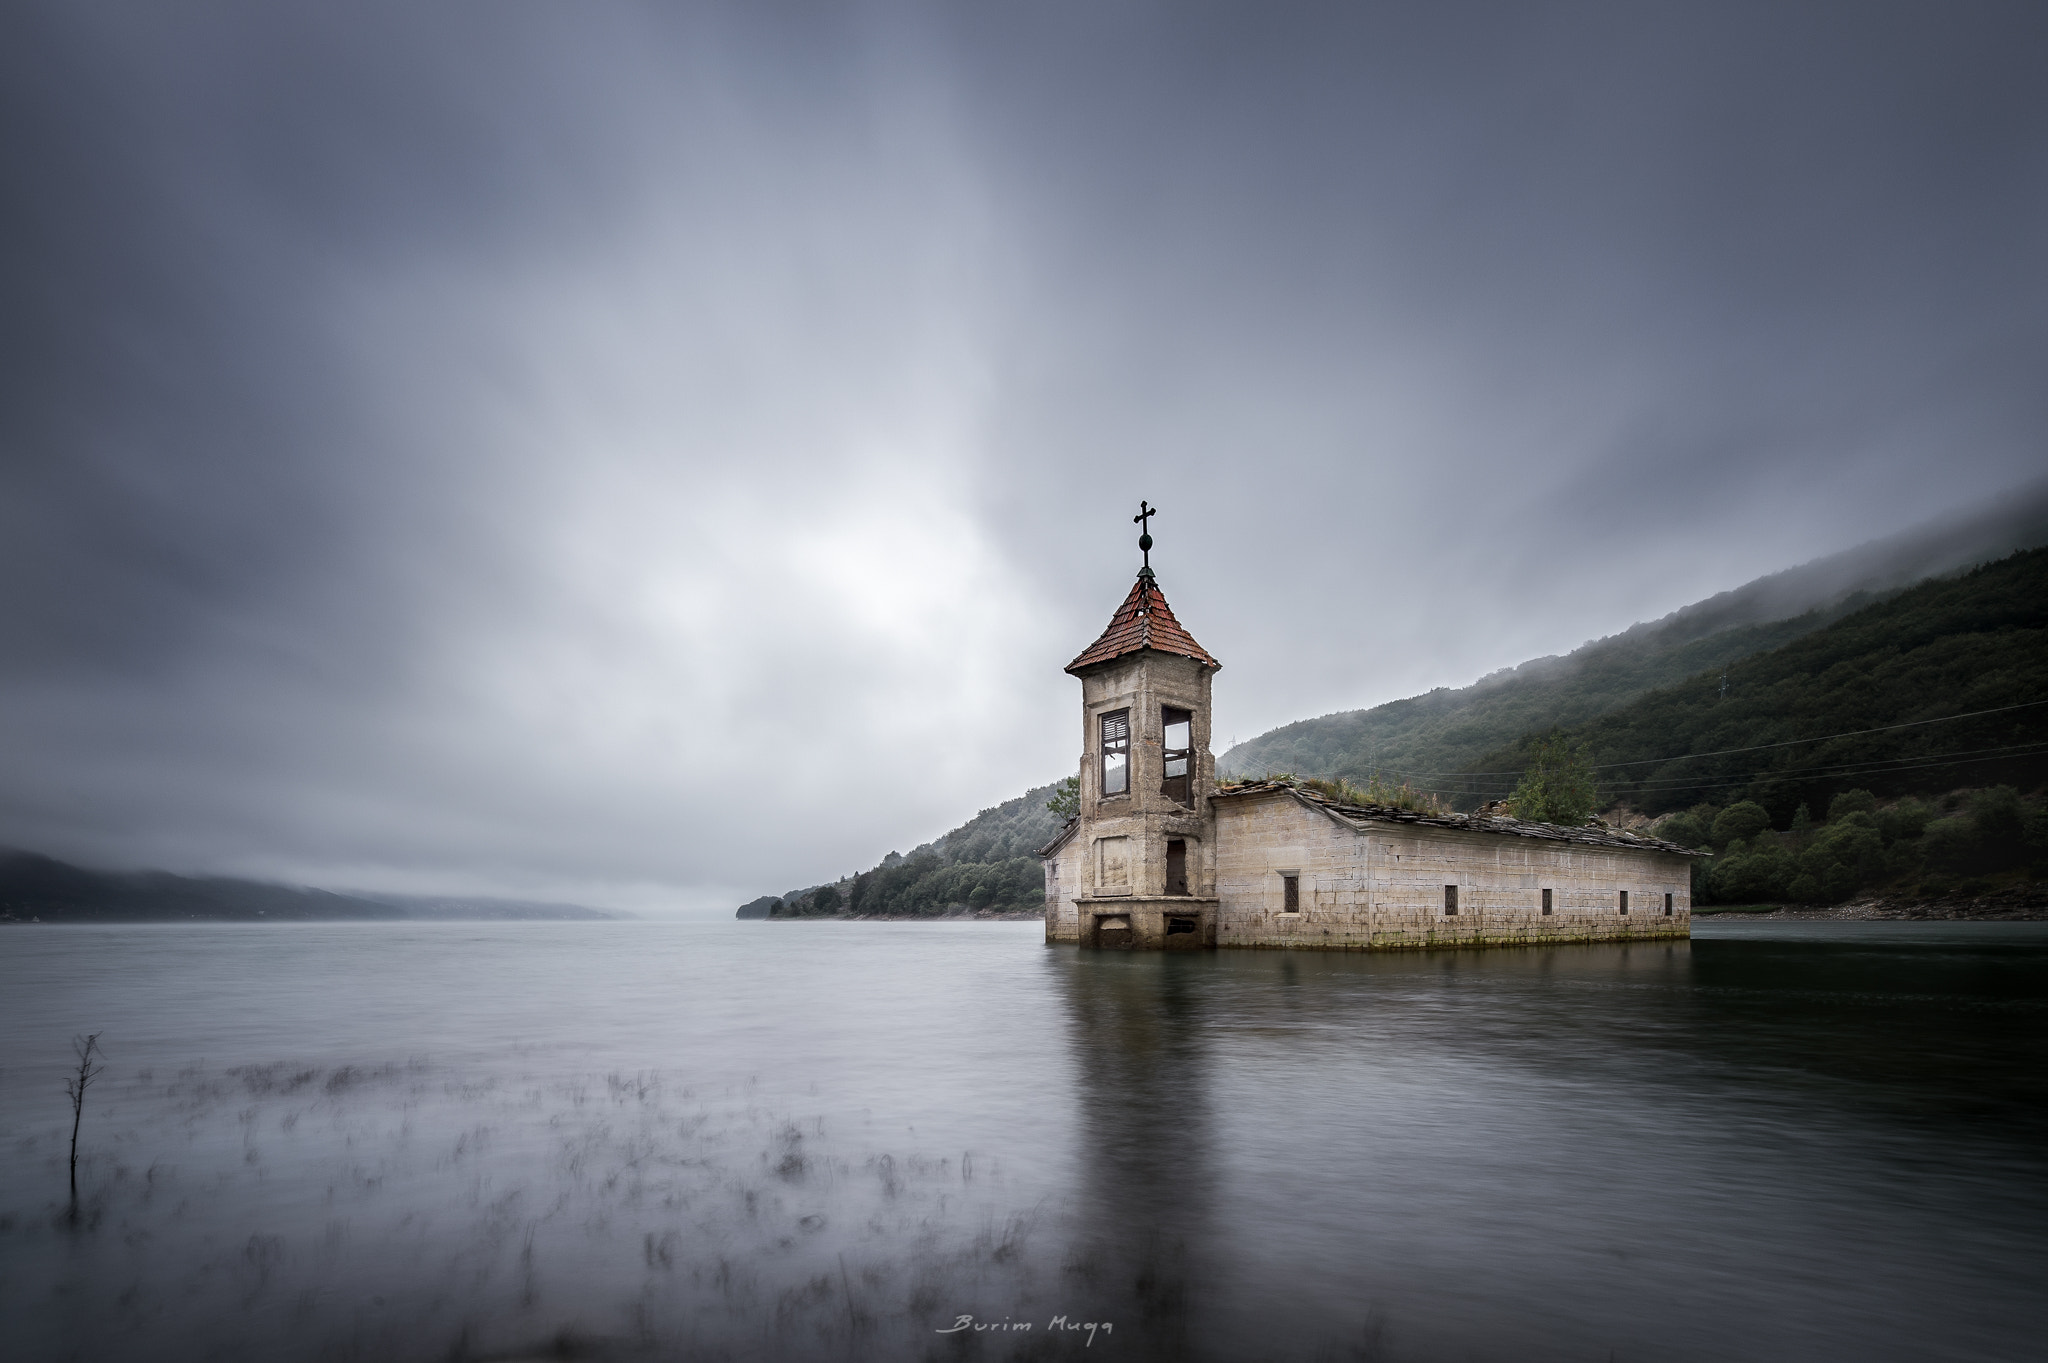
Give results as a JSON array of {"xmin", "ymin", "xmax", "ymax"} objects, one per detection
[
  {"xmin": 751, "ymin": 784, "xmax": 1063, "ymax": 918},
  {"xmin": 1460, "ymin": 546, "xmax": 2048, "ymax": 821},
  {"xmin": 1219, "ymin": 603, "xmax": 1873, "ymax": 791},
  {"xmin": 0, "ymin": 852, "xmax": 614, "ymax": 922},
  {"xmin": 1221, "ymin": 486, "xmax": 2048, "ymax": 789}
]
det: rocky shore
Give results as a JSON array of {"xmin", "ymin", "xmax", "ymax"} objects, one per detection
[{"xmin": 1705, "ymin": 887, "xmax": 2048, "ymax": 922}]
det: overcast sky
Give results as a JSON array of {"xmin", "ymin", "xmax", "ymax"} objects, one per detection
[{"xmin": 2, "ymin": 1, "xmax": 2043, "ymax": 913}]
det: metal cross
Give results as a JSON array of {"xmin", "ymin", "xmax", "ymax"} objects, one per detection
[{"xmin": 1133, "ymin": 500, "xmax": 1158, "ymax": 571}]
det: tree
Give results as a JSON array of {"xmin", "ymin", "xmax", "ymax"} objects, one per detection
[
  {"xmin": 1507, "ymin": 730, "xmax": 1597, "ymax": 825},
  {"xmin": 1711, "ymin": 801, "xmax": 1773, "ymax": 848},
  {"xmin": 1046, "ymin": 775, "xmax": 1080, "ymax": 819},
  {"xmin": 66, "ymin": 1032, "xmax": 104, "ymax": 1219}
]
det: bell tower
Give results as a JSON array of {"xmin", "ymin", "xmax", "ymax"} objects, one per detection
[{"xmin": 1041, "ymin": 503, "xmax": 1221, "ymax": 949}]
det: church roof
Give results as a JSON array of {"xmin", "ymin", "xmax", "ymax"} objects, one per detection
[
  {"xmin": 1211, "ymin": 781, "xmax": 1705, "ymax": 856},
  {"xmin": 1066, "ymin": 571, "xmax": 1220, "ymax": 674}
]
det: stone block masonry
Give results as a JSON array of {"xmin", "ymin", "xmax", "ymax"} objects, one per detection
[{"xmin": 1210, "ymin": 788, "xmax": 1689, "ymax": 950}]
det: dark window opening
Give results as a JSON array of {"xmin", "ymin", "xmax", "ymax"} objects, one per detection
[
  {"xmin": 1619, "ymin": 890, "xmax": 1629, "ymax": 914},
  {"xmin": 1161, "ymin": 706, "xmax": 1192, "ymax": 804},
  {"xmin": 1664, "ymin": 892, "xmax": 1673, "ymax": 916},
  {"xmin": 1166, "ymin": 839, "xmax": 1189, "ymax": 896},
  {"xmin": 1166, "ymin": 915, "xmax": 1197, "ymax": 936},
  {"xmin": 1100, "ymin": 709, "xmax": 1130, "ymax": 797},
  {"xmin": 1444, "ymin": 885, "xmax": 1459, "ymax": 916},
  {"xmin": 1541, "ymin": 888, "xmax": 1553, "ymax": 915},
  {"xmin": 1281, "ymin": 874, "xmax": 1299, "ymax": 914}
]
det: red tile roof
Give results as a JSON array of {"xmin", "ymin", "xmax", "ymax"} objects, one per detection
[{"xmin": 1066, "ymin": 571, "xmax": 1220, "ymax": 674}]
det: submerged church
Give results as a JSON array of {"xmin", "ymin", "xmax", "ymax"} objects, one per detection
[{"xmin": 1039, "ymin": 511, "xmax": 1698, "ymax": 951}]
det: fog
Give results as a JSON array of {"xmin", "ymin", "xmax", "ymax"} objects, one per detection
[{"xmin": 2, "ymin": 2, "xmax": 2042, "ymax": 911}]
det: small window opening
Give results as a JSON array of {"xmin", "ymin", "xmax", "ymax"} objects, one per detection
[
  {"xmin": 1281, "ymin": 874, "xmax": 1299, "ymax": 915},
  {"xmin": 1161, "ymin": 706, "xmax": 1192, "ymax": 804},
  {"xmin": 1619, "ymin": 890, "xmax": 1629, "ymax": 915},
  {"xmin": 1166, "ymin": 839, "xmax": 1189, "ymax": 896},
  {"xmin": 1541, "ymin": 888, "xmax": 1553, "ymax": 915},
  {"xmin": 1444, "ymin": 885, "xmax": 1459, "ymax": 916},
  {"xmin": 1100, "ymin": 709, "xmax": 1130, "ymax": 797},
  {"xmin": 1664, "ymin": 892, "xmax": 1673, "ymax": 916},
  {"xmin": 1166, "ymin": 915, "xmax": 1197, "ymax": 936}
]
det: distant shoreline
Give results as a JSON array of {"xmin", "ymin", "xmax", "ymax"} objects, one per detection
[
  {"xmin": 762, "ymin": 910, "xmax": 1041, "ymax": 923},
  {"xmin": 1696, "ymin": 888, "xmax": 2046, "ymax": 922}
]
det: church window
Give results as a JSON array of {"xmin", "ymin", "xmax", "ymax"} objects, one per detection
[
  {"xmin": 1100, "ymin": 709, "xmax": 1130, "ymax": 797},
  {"xmin": 1281, "ymin": 874, "xmax": 1299, "ymax": 914},
  {"xmin": 1444, "ymin": 885, "xmax": 1458, "ymax": 916},
  {"xmin": 1664, "ymin": 892, "xmax": 1674, "ymax": 916},
  {"xmin": 1161, "ymin": 707, "xmax": 1192, "ymax": 804},
  {"xmin": 1166, "ymin": 839, "xmax": 1189, "ymax": 895},
  {"xmin": 1542, "ymin": 888, "xmax": 1553, "ymax": 915},
  {"xmin": 1619, "ymin": 890, "xmax": 1629, "ymax": 914}
]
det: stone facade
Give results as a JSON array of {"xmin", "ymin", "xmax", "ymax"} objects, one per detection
[
  {"xmin": 1210, "ymin": 786, "xmax": 1690, "ymax": 949},
  {"xmin": 1041, "ymin": 562, "xmax": 1698, "ymax": 952},
  {"xmin": 1045, "ymin": 648, "xmax": 1221, "ymax": 948}
]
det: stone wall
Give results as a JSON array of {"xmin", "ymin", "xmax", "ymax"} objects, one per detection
[{"xmin": 1211, "ymin": 789, "xmax": 1690, "ymax": 949}]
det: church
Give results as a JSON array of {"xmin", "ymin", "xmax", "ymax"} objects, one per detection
[{"xmin": 1039, "ymin": 510, "xmax": 1698, "ymax": 951}]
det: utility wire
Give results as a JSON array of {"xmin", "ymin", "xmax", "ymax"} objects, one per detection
[
  {"xmin": 1380, "ymin": 740, "xmax": 2048, "ymax": 802},
  {"xmin": 1386, "ymin": 697, "xmax": 2048, "ymax": 778}
]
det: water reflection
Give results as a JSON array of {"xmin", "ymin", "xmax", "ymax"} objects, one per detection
[
  {"xmin": 1041, "ymin": 928, "xmax": 2048, "ymax": 1361},
  {"xmin": 1, "ymin": 922, "xmax": 2043, "ymax": 1362},
  {"xmin": 1054, "ymin": 951, "xmax": 1217, "ymax": 1359}
]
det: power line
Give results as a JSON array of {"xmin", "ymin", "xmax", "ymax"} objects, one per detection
[
  {"xmin": 1584, "ymin": 698, "xmax": 2048, "ymax": 770},
  {"xmin": 1370, "ymin": 738, "xmax": 2048, "ymax": 804},
  {"xmin": 1388, "ymin": 697, "xmax": 2048, "ymax": 778}
]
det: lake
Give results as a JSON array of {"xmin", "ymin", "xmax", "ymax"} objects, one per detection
[{"xmin": 2, "ymin": 920, "xmax": 2044, "ymax": 1361}]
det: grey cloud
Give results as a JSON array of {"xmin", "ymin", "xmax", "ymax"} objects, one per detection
[{"xmin": 1, "ymin": 1, "xmax": 2042, "ymax": 911}]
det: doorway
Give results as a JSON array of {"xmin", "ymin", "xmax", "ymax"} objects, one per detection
[{"xmin": 1166, "ymin": 839, "xmax": 1189, "ymax": 896}]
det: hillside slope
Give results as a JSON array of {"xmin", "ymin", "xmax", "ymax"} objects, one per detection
[
  {"xmin": 1466, "ymin": 547, "xmax": 2048, "ymax": 821},
  {"xmin": 749, "ymin": 783, "xmax": 1063, "ymax": 918},
  {"xmin": 1221, "ymin": 482, "xmax": 2048, "ymax": 790},
  {"xmin": 0, "ymin": 852, "xmax": 613, "ymax": 922}
]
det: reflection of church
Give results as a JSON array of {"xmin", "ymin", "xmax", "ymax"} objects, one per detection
[{"xmin": 1040, "ymin": 513, "xmax": 1699, "ymax": 951}]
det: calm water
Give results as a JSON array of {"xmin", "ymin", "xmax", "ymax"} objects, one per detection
[{"xmin": 2, "ymin": 921, "xmax": 2044, "ymax": 1362}]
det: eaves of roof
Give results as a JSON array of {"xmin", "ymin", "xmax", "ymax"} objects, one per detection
[{"xmin": 1211, "ymin": 782, "xmax": 1705, "ymax": 856}]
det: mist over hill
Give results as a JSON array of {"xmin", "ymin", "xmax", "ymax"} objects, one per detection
[
  {"xmin": 745, "ymin": 784, "xmax": 1063, "ymax": 918},
  {"xmin": 1471, "ymin": 547, "xmax": 2048, "ymax": 819},
  {"xmin": 730, "ymin": 489, "xmax": 2048, "ymax": 920},
  {"xmin": 1221, "ymin": 481, "xmax": 2048, "ymax": 791},
  {"xmin": 0, "ymin": 852, "xmax": 614, "ymax": 923}
]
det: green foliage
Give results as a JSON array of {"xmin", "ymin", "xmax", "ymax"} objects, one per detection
[
  {"xmin": 843, "ymin": 854, "xmax": 1044, "ymax": 917},
  {"xmin": 1506, "ymin": 730, "xmax": 1597, "ymax": 825},
  {"xmin": 1921, "ymin": 815, "xmax": 1981, "ymax": 872},
  {"xmin": 1296, "ymin": 775, "xmax": 1444, "ymax": 814},
  {"xmin": 1711, "ymin": 801, "xmax": 1773, "ymax": 847},
  {"xmin": 759, "ymin": 781, "xmax": 1065, "ymax": 918},
  {"xmin": 1974, "ymin": 785, "xmax": 2025, "ymax": 843},
  {"xmin": 1690, "ymin": 784, "xmax": 2046, "ymax": 905},
  {"xmin": 1796, "ymin": 819, "xmax": 1886, "ymax": 901},
  {"xmin": 1710, "ymin": 838, "xmax": 1795, "ymax": 902},
  {"xmin": 1653, "ymin": 811, "xmax": 1712, "ymax": 850},
  {"xmin": 1221, "ymin": 576, "xmax": 1898, "ymax": 795},
  {"xmin": 1877, "ymin": 798, "xmax": 1931, "ymax": 843},
  {"xmin": 1046, "ymin": 775, "xmax": 1080, "ymax": 819},
  {"xmin": 1475, "ymin": 548, "xmax": 2048, "ymax": 820}
]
